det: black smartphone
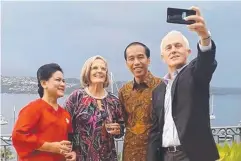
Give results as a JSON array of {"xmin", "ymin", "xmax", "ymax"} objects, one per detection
[{"xmin": 167, "ymin": 7, "xmax": 196, "ymax": 25}]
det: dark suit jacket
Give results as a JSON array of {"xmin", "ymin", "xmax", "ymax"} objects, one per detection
[{"xmin": 147, "ymin": 40, "xmax": 220, "ymax": 161}]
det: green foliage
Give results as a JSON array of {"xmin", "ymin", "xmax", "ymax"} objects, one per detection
[
  {"xmin": 0, "ymin": 146, "xmax": 15, "ymax": 160},
  {"xmin": 217, "ymin": 142, "xmax": 241, "ymax": 161}
]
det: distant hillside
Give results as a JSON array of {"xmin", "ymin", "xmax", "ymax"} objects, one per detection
[
  {"xmin": 211, "ymin": 87, "xmax": 241, "ymax": 95},
  {"xmin": 0, "ymin": 76, "xmax": 126, "ymax": 95},
  {"xmin": 1, "ymin": 76, "xmax": 241, "ymax": 95}
]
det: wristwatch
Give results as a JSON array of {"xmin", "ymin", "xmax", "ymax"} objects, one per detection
[{"xmin": 202, "ymin": 31, "xmax": 211, "ymax": 41}]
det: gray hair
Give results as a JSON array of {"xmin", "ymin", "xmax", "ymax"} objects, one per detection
[
  {"xmin": 160, "ymin": 30, "xmax": 190, "ymax": 53},
  {"xmin": 81, "ymin": 55, "xmax": 110, "ymax": 88}
]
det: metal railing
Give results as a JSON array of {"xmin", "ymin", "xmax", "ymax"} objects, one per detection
[
  {"xmin": 212, "ymin": 125, "xmax": 241, "ymax": 144},
  {"xmin": 0, "ymin": 134, "xmax": 16, "ymax": 161},
  {"xmin": 1, "ymin": 125, "xmax": 241, "ymax": 160}
]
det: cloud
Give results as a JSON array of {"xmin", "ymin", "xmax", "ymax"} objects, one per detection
[{"xmin": 1, "ymin": 1, "xmax": 241, "ymax": 87}]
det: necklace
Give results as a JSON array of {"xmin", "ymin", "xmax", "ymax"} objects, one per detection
[{"xmin": 84, "ymin": 87, "xmax": 108, "ymax": 100}]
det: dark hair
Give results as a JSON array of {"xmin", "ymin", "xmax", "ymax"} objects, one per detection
[
  {"xmin": 124, "ymin": 42, "xmax": 150, "ymax": 60},
  {"xmin": 37, "ymin": 63, "xmax": 63, "ymax": 98}
]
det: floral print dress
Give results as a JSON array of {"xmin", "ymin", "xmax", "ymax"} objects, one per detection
[{"xmin": 64, "ymin": 88, "xmax": 124, "ymax": 161}]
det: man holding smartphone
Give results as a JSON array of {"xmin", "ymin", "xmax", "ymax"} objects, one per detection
[{"xmin": 147, "ymin": 6, "xmax": 219, "ymax": 161}]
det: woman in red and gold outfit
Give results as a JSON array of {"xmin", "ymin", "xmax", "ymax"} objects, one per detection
[{"xmin": 12, "ymin": 63, "xmax": 76, "ymax": 161}]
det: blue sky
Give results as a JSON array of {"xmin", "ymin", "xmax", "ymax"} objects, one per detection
[{"xmin": 1, "ymin": 1, "xmax": 241, "ymax": 88}]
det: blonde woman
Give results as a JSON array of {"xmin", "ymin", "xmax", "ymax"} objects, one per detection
[{"xmin": 64, "ymin": 55, "xmax": 124, "ymax": 161}]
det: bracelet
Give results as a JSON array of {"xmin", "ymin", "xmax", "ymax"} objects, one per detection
[{"xmin": 202, "ymin": 35, "xmax": 211, "ymax": 41}]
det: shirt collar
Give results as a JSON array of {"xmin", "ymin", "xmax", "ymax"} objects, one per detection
[
  {"xmin": 163, "ymin": 64, "xmax": 187, "ymax": 85},
  {"xmin": 132, "ymin": 71, "xmax": 155, "ymax": 90}
]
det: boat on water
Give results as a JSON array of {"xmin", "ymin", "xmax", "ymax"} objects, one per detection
[
  {"xmin": 0, "ymin": 114, "xmax": 8, "ymax": 125},
  {"xmin": 210, "ymin": 95, "xmax": 216, "ymax": 120}
]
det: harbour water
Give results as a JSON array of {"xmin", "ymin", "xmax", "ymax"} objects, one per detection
[{"xmin": 1, "ymin": 93, "xmax": 241, "ymax": 134}]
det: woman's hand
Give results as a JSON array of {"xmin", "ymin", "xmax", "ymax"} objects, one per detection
[
  {"xmin": 64, "ymin": 151, "xmax": 76, "ymax": 161},
  {"xmin": 50, "ymin": 140, "xmax": 72, "ymax": 154},
  {"xmin": 37, "ymin": 140, "xmax": 72, "ymax": 154}
]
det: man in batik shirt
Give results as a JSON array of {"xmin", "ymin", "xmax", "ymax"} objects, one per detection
[{"xmin": 119, "ymin": 42, "xmax": 162, "ymax": 161}]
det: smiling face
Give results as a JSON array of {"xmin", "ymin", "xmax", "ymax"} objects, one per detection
[
  {"xmin": 41, "ymin": 71, "xmax": 66, "ymax": 98},
  {"xmin": 125, "ymin": 44, "xmax": 150, "ymax": 80},
  {"xmin": 161, "ymin": 32, "xmax": 191, "ymax": 69},
  {"xmin": 89, "ymin": 59, "xmax": 107, "ymax": 86}
]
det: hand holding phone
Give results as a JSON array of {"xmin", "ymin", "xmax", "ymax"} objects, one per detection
[
  {"xmin": 167, "ymin": 6, "xmax": 211, "ymax": 45},
  {"xmin": 167, "ymin": 7, "xmax": 196, "ymax": 25}
]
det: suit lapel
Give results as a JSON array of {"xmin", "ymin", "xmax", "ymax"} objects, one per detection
[
  {"xmin": 171, "ymin": 65, "xmax": 187, "ymax": 102},
  {"xmin": 155, "ymin": 83, "xmax": 166, "ymax": 123}
]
